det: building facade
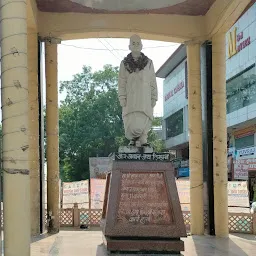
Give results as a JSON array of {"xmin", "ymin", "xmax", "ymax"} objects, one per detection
[
  {"xmin": 226, "ymin": 3, "xmax": 256, "ymax": 151},
  {"xmin": 157, "ymin": 46, "xmax": 189, "ymax": 151},
  {"xmin": 157, "ymin": 2, "xmax": 256, "ymax": 181},
  {"xmin": 226, "ymin": 3, "xmax": 256, "ymax": 188},
  {"xmin": 156, "ymin": 45, "xmax": 189, "ymax": 176}
]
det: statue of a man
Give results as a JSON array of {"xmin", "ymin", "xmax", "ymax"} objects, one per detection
[{"xmin": 118, "ymin": 34, "xmax": 158, "ymax": 146}]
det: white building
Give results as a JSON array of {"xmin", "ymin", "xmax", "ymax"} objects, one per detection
[
  {"xmin": 157, "ymin": 3, "xmax": 256, "ymax": 180},
  {"xmin": 225, "ymin": 3, "xmax": 256, "ymax": 151},
  {"xmin": 156, "ymin": 45, "xmax": 189, "ymax": 160}
]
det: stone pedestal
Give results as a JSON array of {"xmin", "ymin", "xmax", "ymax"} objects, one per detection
[
  {"xmin": 101, "ymin": 153, "xmax": 186, "ymax": 255},
  {"xmin": 96, "ymin": 243, "xmax": 183, "ymax": 256}
]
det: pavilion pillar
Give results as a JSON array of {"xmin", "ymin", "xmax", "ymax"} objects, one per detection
[
  {"xmin": 28, "ymin": 28, "xmax": 40, "ymax": 236},
  {"xmin": 186, "ymin": 42, "xmax": 205, "ymax": 235},
  {"xmin": 45, "ymin": 41, "xmax": 60, "ymax": 233},
  {"xmin": 1, "ymin": 0, "xmax": 30, "ymax": 254},
  {"xmin": 212, "ymin": 33, "xmax": 229, "ymax": 237}
]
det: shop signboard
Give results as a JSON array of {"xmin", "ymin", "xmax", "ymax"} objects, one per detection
[
  {"xmin": 234, "ymin": 157, "xmax": 256, "ymax": 180},
  {"xmin": 178, "ymin": 167, "xmax": 189, "ymax": 177},
  {"xmin": 163, "ymin": 60, "xmax": 187, "ymax": 117},
  {"xmin": 226, "ymin": 3, "xmax": 256, "ymax": 84},
  {"xmin": 237, "ymin": 146, "xmax": 256, "ymax": 157},
  {"xmin": 176, "ymin": 180, "xmax": 250, "ymax": 213},
  {"xmin": 228, "ymin": 181, "xmax": 250, "ymax": 213},
  {"xmin": 227, "ymin": 27, "xmax": 251, "ymax": 59},
  {"xmin": 165, "ymin": 81, "xmax": 185, "ymax": 101},
  {"xmin": 233, "ymin": 125, "xmax": 256, "ymax": 140}
]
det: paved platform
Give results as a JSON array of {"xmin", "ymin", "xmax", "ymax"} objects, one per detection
[{"xmin": 30, "ymin": 229, "xmax": 256, "ymax": 256}]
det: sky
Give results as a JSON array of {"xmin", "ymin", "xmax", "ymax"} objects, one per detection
[{"xmin": 56, "ymin": 38, "xmax": 180, "ymax": 117}]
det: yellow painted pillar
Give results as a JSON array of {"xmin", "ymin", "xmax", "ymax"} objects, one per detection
[
  {"xmin": 212, "ymin": 33, "xmax": 229, "ymax": 237},
  {"xmin": 186, "ymin": 42, "xmax": 204, "ymax": 235},
  {"xmin": 28, "ymin": 28, "xmax": 40, "ymax": 236},
  {"xmin": 1, "ymin": 0, "xmax": 30, "ymax": 255},
  {"xmin": 46, "ymin": 41, "xmax": 60, "ymax": 233}
]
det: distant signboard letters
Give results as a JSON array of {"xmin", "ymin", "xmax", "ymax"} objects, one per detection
[
  {"xmin": 228, "ymin": 27, "xmax": 251, "ymax": 59},
  {"xmin": 164, "ymin": 81, "xmax": 184, "ymax": 101}
]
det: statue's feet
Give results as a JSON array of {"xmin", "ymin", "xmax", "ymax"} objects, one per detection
[
  {"xmin": 128, "ymin": 140, "xmax": 136, "ymax": 146},
  {"xmin": 128, "ymin": 137, "xmax": 139, "ymax": 146},
  {"xmin": 141, "ymin": 143, "xmax": 150, "ymax": 147}
]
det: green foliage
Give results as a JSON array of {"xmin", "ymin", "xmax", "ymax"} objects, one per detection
[
  {"xmin": 59, "ymin": 65, "xmax": 126, "ymax": 181},
  {"xmin": 151, "ymin": 117, "xmax": 165, "ymax": 152},
  {"xmin": 58, "ymin": 64, "xmax": 165, "ymax": 182},
  {"xmin": 148, "ymin": 130, "xmax": 165, "ymax": 153},
  {"xmin": 152, "ymin": 116, "xmax": 162, "ymax": 126}
]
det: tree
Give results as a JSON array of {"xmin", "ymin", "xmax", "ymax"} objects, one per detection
[
  {"xmin": 151, "ymin": 117, "xmax": 165, "ymax": 152},
  {"xmin": 59, "ymin": 65, "xmax": 126, "ymax": 181},
  {"xmin": 148, "ymin": 131, "xmax": 165, "ymax": 152},
  {"xmin": 152, "ymin": 116, "xmax": 162, "ymax": 126},
  {"xmin": 58, "ymin": 64, "xmax": 165, "ymax": 181}
]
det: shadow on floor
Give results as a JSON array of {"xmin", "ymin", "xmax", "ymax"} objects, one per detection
[
  {"xmin": 31, "ymin": 233, "xmax": 56, "ymax": 243},
  {"xmin": 230, "ymin": 233, "xmax": 256, "ymax": 241},
  {"xmin": 191, "ymin": 235, "xmax": 255, "ymax": 256},
  {"xmin": 96, "ymin": 244, "xmax": 106, "ymax": 256},
  {"xmin": 60, "ymin": 226, "xmax": 101, "ymax": 232}
]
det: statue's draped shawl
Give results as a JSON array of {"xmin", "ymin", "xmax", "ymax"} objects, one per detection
[{"xmin": 123, "ymin": 53, "xmax": 149, "ymax": 74}]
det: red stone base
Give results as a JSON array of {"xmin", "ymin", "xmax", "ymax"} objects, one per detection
[
  {"xmin": 103, "ymin": 235, "xmax": 184, "ymax": 253},
  {"xmin": 101, "ymin": 161, "xmax": 186, "ymax": 255}
]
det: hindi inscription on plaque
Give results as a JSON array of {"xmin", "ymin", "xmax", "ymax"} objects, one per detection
[{"xmin": 117, "ymin": 172, "xmax": 173, "ymax": 226}]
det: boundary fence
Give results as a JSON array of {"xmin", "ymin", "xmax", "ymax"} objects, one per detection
[
  {"xmin": 56, "ymin": 204, "xmax": 256, "ymax": 234},
  {"xmin": 1, "ymin": 204, "xmax": 254, "ymax": 234}
]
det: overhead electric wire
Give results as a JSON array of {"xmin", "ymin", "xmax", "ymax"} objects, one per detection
[
  {"xmin": 102, "ymin": 38, "xmax": 124, "ymax": 59},
  {"xmin": 59, "ymin": 42, "xmax": 179, "ymax": 51},
  {"xmin": 97, "ymin": 38, "xmax": 122, "ymax": 61}
]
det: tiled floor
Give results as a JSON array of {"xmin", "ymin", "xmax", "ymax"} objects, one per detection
[{"xmin": 30, "ymin": 230, "xmax": 256, "ymax": 256}]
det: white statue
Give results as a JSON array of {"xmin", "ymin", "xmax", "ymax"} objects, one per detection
[{"xmin": 118, "ymin": 34, "xmax": 158, "ymax": 147}]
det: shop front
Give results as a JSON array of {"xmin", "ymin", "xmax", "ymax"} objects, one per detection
[{"xmin": 226, "ymin": 3, "xmax": 256, "ymax": 202}]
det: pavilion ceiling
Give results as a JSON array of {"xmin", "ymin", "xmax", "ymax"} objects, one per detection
[{"xmin": 36, "ymin": 0, "xmax": 216, "ymax": 16}]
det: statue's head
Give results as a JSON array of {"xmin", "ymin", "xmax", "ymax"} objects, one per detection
[{"xmin": 129, "ymin": 34, "xmax": 143, "ymax": 53}]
